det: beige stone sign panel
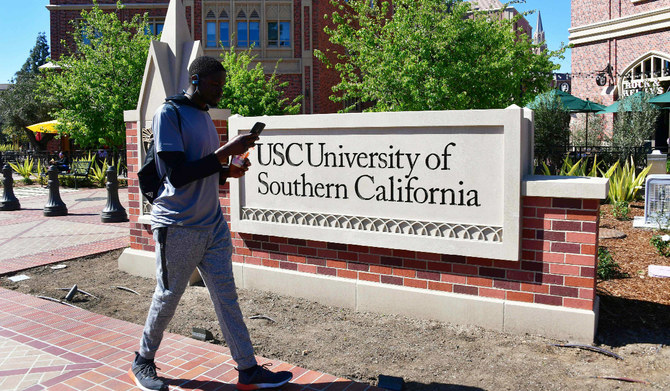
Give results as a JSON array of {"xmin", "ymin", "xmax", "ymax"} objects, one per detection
[{"xmin": 230, "ymin": 107, "xmax": 532, "ymax": 260}]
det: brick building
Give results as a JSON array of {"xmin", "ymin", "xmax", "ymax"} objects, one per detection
[
  {"xmin": 48, "ymin": 0, "xmax": 537, "ymax": 115},
  {"xmin": 47, "ymin": 0, "xmax": 342, "ymax": 114},
  {"xmin": 569, "ymin": 0, "xmax": 670, "ymax": 147}
]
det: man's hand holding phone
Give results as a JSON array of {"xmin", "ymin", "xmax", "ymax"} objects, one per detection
[{"xmin": 231, "ymin": 122, "xmax": 265, "ymax": 167}]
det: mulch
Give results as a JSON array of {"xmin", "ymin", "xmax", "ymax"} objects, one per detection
[{"xmin": 596, "ymin": 201, "xmax": 670, "ymax": 346}]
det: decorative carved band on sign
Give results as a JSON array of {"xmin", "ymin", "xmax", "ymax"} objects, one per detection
[{"xmin": 241, "ymin": 207, "xmax": 503, "ymax": 242}]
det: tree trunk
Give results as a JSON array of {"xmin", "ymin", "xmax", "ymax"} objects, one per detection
[{"xmin": 24, "ymin": 129, "xmax": 56, "ymax": 151}]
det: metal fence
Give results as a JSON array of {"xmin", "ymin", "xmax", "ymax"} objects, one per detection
[{"xmin": 0, "ymin": 149, "xmax": 128, "ymax": 177}]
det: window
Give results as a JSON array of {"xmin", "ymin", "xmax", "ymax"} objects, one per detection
[
  {"xmin": 145, "ymin": 20, "xmax": 164, "ymax": 36},
  {"xmin": 204, "ymin": 7, "xmax": 230, "ymax": 48},
  {"xmin": 206, "ymin": 21, "xmax": 216, "ymax": 47},
  {"xmin": 79, "ymin": 22, "xmax": 101, "ymax": 46},
  {"xmin": 219, "ymin": 22, "xmax": 229, "ymax": 47},
  {"xmin": 237, "ymin": 21, "xmax": 248, "ymax": 47},
  {"xmin": 236, "ymin": 9, "xmax": 260, "ymax": 48},
  {"xmin": 237, "ymin": 21, "xmax": 260, "ymax": 47},
  {"xmin": 268, "ymin": 21, "xmax": 290, "ymax": 47}
]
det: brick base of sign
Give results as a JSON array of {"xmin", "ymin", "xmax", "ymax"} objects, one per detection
[{"xmin": 122, "ymin": 119, "xmax": 600, "ymax": 342}]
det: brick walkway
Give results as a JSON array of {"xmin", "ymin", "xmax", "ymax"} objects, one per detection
[
  {"xmin": 0, "ymin": 187, "xmax": 128, "ymax": 275},
  {"xmin": 0, "ymin": 289, "xmax": 367, "ymax": 391},
  {"xmin": 0, "ymin": 186, "xmax": 372, "ymax": 391}
]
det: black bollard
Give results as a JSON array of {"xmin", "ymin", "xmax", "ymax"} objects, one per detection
[
  {"xmin": 44, "ymin": 165, "xmax": 68, "ymax": 216},
  {"xmin": 0, "ymin": 164, "xmax": 20, "ymax": 211},
  {"xmin": 101, "ymin": 165, "xmax": 128, "ymax": 223}
]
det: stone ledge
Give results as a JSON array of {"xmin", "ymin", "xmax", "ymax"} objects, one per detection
[
  {"xmin": 117, "ymin": 249, "xmax": 598, "ymax": 342},
  {"xmin": 522, "ymin": 175, "xmax": 609, "ymax": 200}
]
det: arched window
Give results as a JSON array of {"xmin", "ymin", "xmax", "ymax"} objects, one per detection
[
  {"xmin": 237, "ymin": 8, "xmax": 260, "ymax": 48},
  {"xmin": 620, "ymin": 51, "xmax": 670, "ymax": 97},
  {"xmin": 204, "ymin": 6, "xmax": 230, "ymax": 48}
]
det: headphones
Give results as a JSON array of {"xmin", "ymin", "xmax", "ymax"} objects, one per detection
[{"xmin": 192, "ymin": 74, "xmax": 199, "ymax": 85}]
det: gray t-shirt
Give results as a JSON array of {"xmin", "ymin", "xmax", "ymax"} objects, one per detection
[{"xmin": 150, "ymin": 101, "xmax": 222, "ymax": 229}]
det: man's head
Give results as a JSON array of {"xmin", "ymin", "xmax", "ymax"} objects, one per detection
[{"xmin": 188, "ymin": 56, "xmax": 225, "ymax": 107}]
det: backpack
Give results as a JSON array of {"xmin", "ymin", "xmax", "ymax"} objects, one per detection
[{"xmin": 138, "ymin": 101, "xmax": 182, "ymax": 204}]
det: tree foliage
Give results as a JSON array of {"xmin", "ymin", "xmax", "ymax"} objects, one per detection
[
  {"xmin": 571, "ymin": 111, "xmax": 607, "ymax": 147},
  {"xmin": 315, "ymin": 0, "xmax": 562, "ymax": 112},
  {"xmin": 38, "ymin": 1, "xmax": 153, "ymax": 149},
  {"xmin": 218, "ymin": 47, "xmax": 302, "ymax": 116},
  {"xmin": 529, "ymin": 91, "xmax": 571, "ymax": 170},
  {"xmin": 20, "ymin": 32, "xmax": 50, "ymax": 75},
  {"xmin": 0, "ymin": 32, "xmax": 54, "ymax": 149},
  {"xmin": 611, "ymin": 93, "xmax": 660, "ymax": 154}
]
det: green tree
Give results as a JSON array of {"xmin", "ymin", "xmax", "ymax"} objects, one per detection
[
  {"xmin": 529, "ymin": 91, "xmax": 571, "ymax": 171},
  {"xmin": 38, "ymin": 1, "xmax": 153, "ymax": 149},
  {"xmin": 0, "ymin": 32, "xmax": 54, "ymax": 150},
  {"xmin": 20, "ymin": 32, "xmax": 50, "ymax": 75},
  {"xmin": 218, "ymin": 47, "xmax": 302, "ymax": 116},
  {"xmin": 315, "ymin": 0, "xmax": 562, "ymax": 112},
  {"xmin": 571, "ymin": 111, "xmax": 607, "ymax": 147},
  {"xmin": 611, "ymin": 93, "xmax": 660, "ymax": 156}
]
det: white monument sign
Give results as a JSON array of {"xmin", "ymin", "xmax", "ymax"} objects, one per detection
[{"xmin": 230, "ymin": 108, "xmax": 532, "ymax": 260}]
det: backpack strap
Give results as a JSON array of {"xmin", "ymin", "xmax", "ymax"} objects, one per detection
[{"xmin": 156, "ymin": 100, "xmax": 184, "ymax": 186}]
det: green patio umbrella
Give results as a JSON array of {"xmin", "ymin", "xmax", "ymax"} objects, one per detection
[
  {"xmin": 529, "ymin": 90, "xmax": 606, "ymax": 147},
  {"xmin": 597, "ymin": 91, "xmax": 651, "ymax": 113},
  {"xmin": 649, "ymin": 90, "xmax": 670, "ymax": 107},
  {"xmin": 552, "ymin": 90, "xmax": 607, "ymax": 113}
]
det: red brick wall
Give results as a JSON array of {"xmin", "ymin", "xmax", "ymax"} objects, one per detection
[
  {"xmin": 49, "ymin": 0, "xmax": 169, "ymax": 60},
  {"xmin": 125, "ymin": 113, "xmax": 599, "ymax": 312},
  {"xmin": 311, "ymin": 0, "xmax": 344, "ymax": 114},
  {"xmin": 220, "ymin": 196, "xmax": 598, "ymax": 310},
  {"xmin": 573, "ymin": 0, "xmax": 670, "ymax": 28},
  {"xmin": 126, "ymin": 117, "xmax": 229, "ymax": 252},
  {"xmin": 571, "ymin": 0, "xmax": 670, "ymax": 104}
]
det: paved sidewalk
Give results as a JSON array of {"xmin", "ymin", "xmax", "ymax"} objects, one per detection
[
  {"xmin": 0, "ymin": 289, "xmax": 366, "ymax": 391},
  {"xmin": 0, "ymin": 186, "xmax": 128, "ymax": 275},
  {"xmin": 0, "ymin": 186, "xmax": 373, "ymax": 391}
]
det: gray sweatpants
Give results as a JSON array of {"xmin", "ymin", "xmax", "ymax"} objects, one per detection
[{"xmin": 139, "ymin": 215, "xmax": 257, "ymax": 369}]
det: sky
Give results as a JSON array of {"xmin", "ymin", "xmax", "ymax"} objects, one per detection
[{"xmin": 0, "ymin": 0, "xmax": 572, "ymax": 84}]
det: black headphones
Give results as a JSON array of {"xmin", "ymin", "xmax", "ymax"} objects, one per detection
[{"xmin": 192, "ymin": 74, "xmax": 199, "ymax": 85}]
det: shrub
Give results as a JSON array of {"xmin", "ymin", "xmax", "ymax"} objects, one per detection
[
  {"xmin": 611, "ymin": 201, "xmax": 631, "ymax": 220},
  {"xmin": 218, "ymin": 47, "xmax": 301, "ymax": 116},
  {"xmin": 531, "ymin": 92, "xmax": 571, "ymax": 171},
  {"xmin": 89, "ymin": 160, "xmax": 108, "ymax": 188},
  {"xmin": 597, "ymin": 247, "xmax": 626, "ymax": 280},
  {"xmin": 601, "ymin": 158, "xmax": 651, "ymax": 203},
  {"xmin": 539, "ymin": 155, "xmax": 601, "ymax": 177},
  {"xmin": 650, "ymin": 234, "xmax": 670, "ymax": 257},
  {"xmin": 8, "ymin": 158, "xmax": 34, "ymax": 184},
  {"xmin": 36, "ymin": 160, "xmax": 47, "ymax": 186},
  {"xmin": 58, "ymin": 174, "xmax": 91, "ymax": 188},
  {"xmin": 611, "ymin": 93, "xmax": 660, "ymax": 155}
]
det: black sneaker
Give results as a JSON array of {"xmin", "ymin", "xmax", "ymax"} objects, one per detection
[
  {"xmin": 128, "ymin": 352, "xmax": 167, "ymax": 391},
  {"xmin": 236, "ymin": 363, "xmax": 293, "ymax": 390}
]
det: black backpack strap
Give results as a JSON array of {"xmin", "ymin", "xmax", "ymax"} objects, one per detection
[{"xmin": 157, "ymin": 100, "xmax": 184, "ymax": 185}]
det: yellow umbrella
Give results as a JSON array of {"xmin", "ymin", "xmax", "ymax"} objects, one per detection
[{"xmin": 26, "ymin": 120, "xmax": 61, "ymax": 134}]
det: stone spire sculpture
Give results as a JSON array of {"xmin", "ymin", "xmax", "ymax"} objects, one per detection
[{"xmin": 133, "ymin": 0, "xmax": 203, "ymax": 131}]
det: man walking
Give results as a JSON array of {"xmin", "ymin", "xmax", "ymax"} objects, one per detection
[{"xmin": 129, "ymin": 56, "xmax": 292, "ymax": 391}]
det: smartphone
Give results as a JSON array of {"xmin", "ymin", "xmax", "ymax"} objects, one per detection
[{"xmin": 250, "ymin": 122, "xmax": 265, "ymax": 135}]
